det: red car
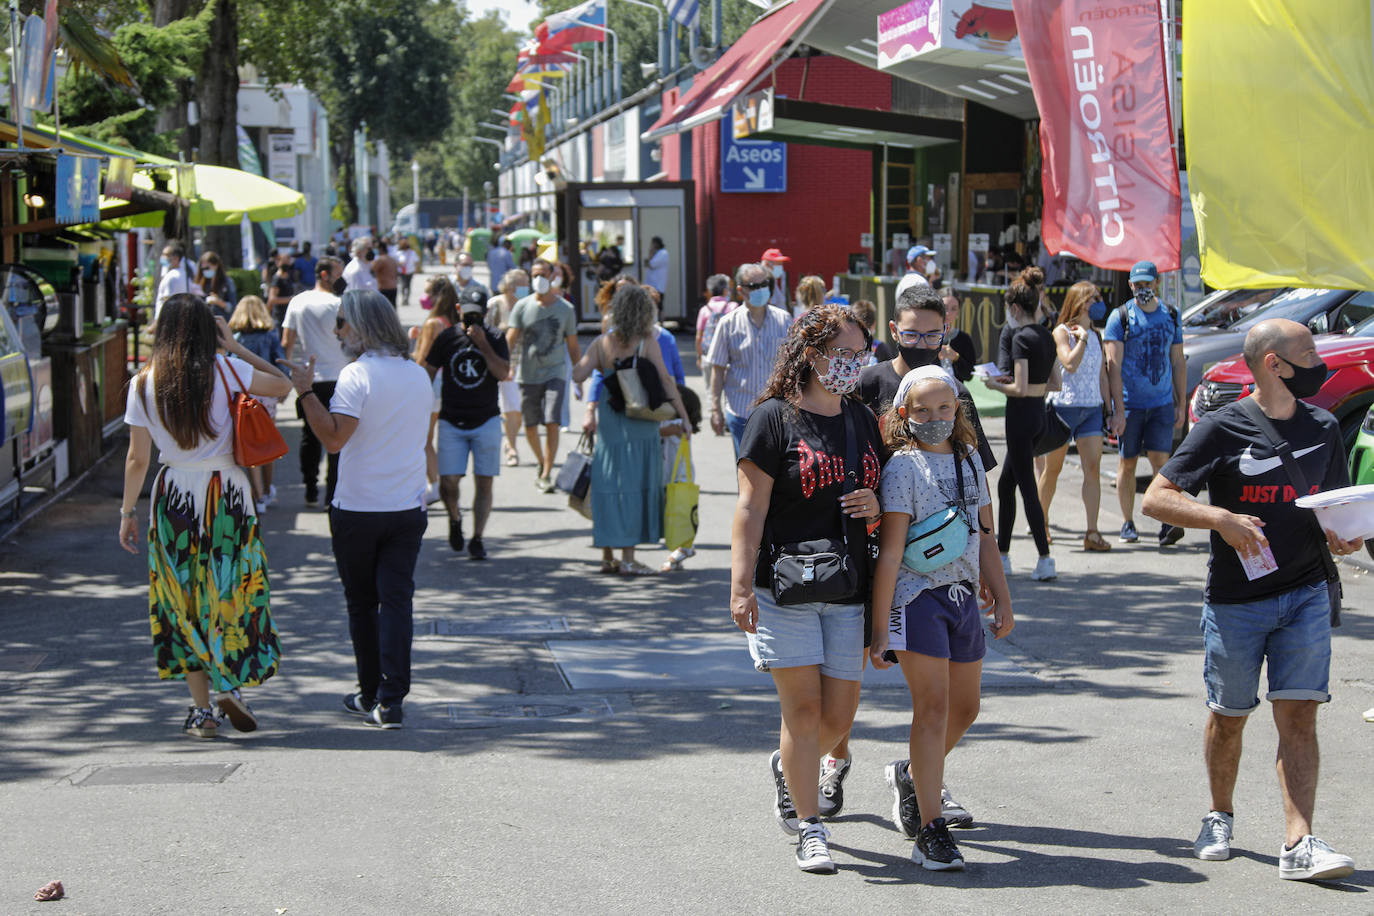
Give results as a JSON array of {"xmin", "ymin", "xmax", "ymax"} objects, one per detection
[{"xmin": 1191, "ymin": 324, "xmax": 1374, "ymax": 450}]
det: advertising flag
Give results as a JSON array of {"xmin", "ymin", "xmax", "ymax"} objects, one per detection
[
  {"xmin": 1013, "ymin": 0, "xmax": 1180, "ymax": 270},
  {"xmin": 1184, "ymin": 0, "xmax": 1374, "ymax": 289},
  {"xmin": 666, "ymin": 0, "xmax": 700, "ymax": 30},
  {"xmin": 536, "ymin": 0, "xmax": 607, "ymax": 49}
]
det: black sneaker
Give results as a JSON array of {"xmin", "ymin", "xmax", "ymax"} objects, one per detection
[
  {"xmin": 770, "ymin": 749, "xmax": 800, "ymax": 833},
  {"xmin": 304, "ymin": 484, "xmax": 319, "ymax": 506},
  {"xmin": 449, "ymin": 517, "xmax": 464, "ymax": 552},
  {"xmin": 1159, "ymin": 524, "xmax": 1185, "ymax": 546},
  {"xmin": 366, "ymin": 703, "xmax": 403, "ymax": 729},
  {"xmin": 884, "ymin": 759, "xmax": 921, "ymax": 839},
  {"xmin": 468, "ymin": 535, "xmax": 487, "ymax": 560},
  {"xmin": 818, "ymin": 755, "xmax": 851, "ymax": 818},
  {"xmin": 342, "ymin": 692, "xmax": 374, "ymax": 717},
  {"xmin": 914, "ymin": 817, "xmax": 965, "ymax": 871}
]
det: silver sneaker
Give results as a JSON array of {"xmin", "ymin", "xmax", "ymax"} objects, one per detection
[
  {"xmin": 795, "ymin": 819, "xmax": 835, "ymax": 873},
  {"xmin": 941, "ymin": 784, "xmax": 973, "ymax": 828},
  {"xmin": 1278, "ymin": 835, "xmax": 1354, "ymax": 881},
  {"xmin": 1194, "ymin": 811, "xmax": 1233, "ymax": 860}
]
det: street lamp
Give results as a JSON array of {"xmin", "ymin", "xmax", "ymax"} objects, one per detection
[
  {"xmin": 615, "ymin": 0, "xmax": 663, "ymax": 78},
  {"xmin": 410, "ymin": 159, "xmax": 420, "ymax": 207}
]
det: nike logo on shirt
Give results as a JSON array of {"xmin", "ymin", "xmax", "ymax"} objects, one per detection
[{"xmin": 1238, "ymin": 444, "xmax": 1322, "ymax": 476}]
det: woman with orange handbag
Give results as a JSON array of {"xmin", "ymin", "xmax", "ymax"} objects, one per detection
[{"xmin": 119, "ymin": 293, "xmax": 292, "ymax": 739}]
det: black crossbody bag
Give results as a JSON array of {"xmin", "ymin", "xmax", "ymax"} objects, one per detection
[
  {"xmin": 768, "ymin": 400, "xmax": 862, "ymax": 607},
  {"xmin": 1237, "ymin": 398, "xmax": 1342, "ymax": 627}
]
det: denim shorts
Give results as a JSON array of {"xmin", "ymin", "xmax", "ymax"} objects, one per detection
[
  {"xmin": 1121, "ymin": 404, "xmax": 1174, "ymax": 457},
  {"xmin": 437, "ymin": 415, "xmax": 503, "ymax": 477},
  {"xmin": 747, "ymin": 588, "xmax": 864, "ymax": 681},
  {"xmin": 888, "ymin": 581, "xmax": 987, "ymax": 663},
  {"xmin": 1053, "ymin": 403, "xmax": 1105, "ymax": 441},
  {"xmin": 1200, "ymin": 580, "xmax": 1332, "ymax": 716}
]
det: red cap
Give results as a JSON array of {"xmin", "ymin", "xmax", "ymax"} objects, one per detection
[{"xmin": 760, "ymin": 247, "xmax": 790, "ymax": 262}]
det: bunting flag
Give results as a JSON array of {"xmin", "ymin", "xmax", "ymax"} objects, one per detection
[
  {"xmin": 518, "ymin": 37, "xmax": 581, "ymax": 68},
  {"xmin": 1013, "ymin": 0, "xmax": 1181, "ymax": 270},
  {"xmin": 536, "ymin": 0, "xmax": 606, "ymax": 49},
  {"xmin": 666, "ymin": 0, "xmax": 699, "ymax": 30},
  {"xmin": 1183, "ymin": 0, "xmax": 1374, "ymax": 288}
]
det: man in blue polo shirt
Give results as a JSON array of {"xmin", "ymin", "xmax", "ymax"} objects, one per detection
[{"xmin": 1105, "ymin": 260, "xmax": 1186, "ymax": 546}]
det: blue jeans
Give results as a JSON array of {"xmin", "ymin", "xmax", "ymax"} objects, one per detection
[
  {"xmin": 724, "ymin": 408, "xmax": 750, "ymax": 459},
  {"xmin": 329, "ymin": 506, "xmax": 428, "ymax": 708},
  {"xmin": 1201, "ymin": 580, "xmax": 1332, "ymax": 716},
  {"xmin": 1121, "ymin": 403, "xmax": 1173, "ymax": 458}
]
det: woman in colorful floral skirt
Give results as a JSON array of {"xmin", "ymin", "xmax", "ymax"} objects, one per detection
[{"xmin": 120, "ymin": 293, "xmax": 293, "ymax": 738}]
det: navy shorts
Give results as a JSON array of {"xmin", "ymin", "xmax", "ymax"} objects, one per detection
[
  {"xmin": 1121, "ymin": 404, "xmax": 1173, "ymax": 458},
  {"xmin": 888, "ymin": 581, "xmax": 986, "ymax": 663}
]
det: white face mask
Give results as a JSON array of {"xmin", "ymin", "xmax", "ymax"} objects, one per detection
[
  {"xmin": 771, "ymin": 264, "xmax": 783, "ymax": 278},
  {"xmin": 532, "ymin": 275, "xmax": 551, "ymax": 295},
  {"xmin": 458, "ymin": 265, "xmax": 473, "ymax": 280},
  {"xmin": 551, "ymin": 274, "xmax": 564, "ymax": 289}
]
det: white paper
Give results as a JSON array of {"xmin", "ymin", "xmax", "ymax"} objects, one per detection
[
  {"xmin": 1237, "ymin": 543, "xmax": 1278, "ymax": 581},
  {"xmin": 972, "ymin": 362, "xmax": 1002, "ymax": 378}
]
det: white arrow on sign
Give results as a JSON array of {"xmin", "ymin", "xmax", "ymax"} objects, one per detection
[{"xmin": 743, "ymin": 166, "xmax": 767, "ymax": 190}]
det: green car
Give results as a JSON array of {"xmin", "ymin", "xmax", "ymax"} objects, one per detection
[{"xmin": 1350, "ymin": 406, "xmax": 1374, "ymax": 484}]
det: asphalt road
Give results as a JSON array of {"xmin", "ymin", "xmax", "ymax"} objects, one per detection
[{"xmin": 1, "ymin": 261, "xmax": 1371, "ymax": 914}]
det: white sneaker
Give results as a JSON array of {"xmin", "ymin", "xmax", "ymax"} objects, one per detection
[
  {"xmin": 941, "ymin": 784, "xmax": 973, "ymax": 828},
  {"xmin": 795, "ymin": 819, "xmax": 835, "ymax": 873},
  {"xmin": 1278, "ymin": 835, "xmax": 1354, "ymax": 881},
  {"xmin": 1194, "ymin": 811, "xmax": 1233, "ymax": 860},
  {"xmin": 1031, "ymin": 555, "xmax": 1057, "ymax": 581},
  {"xmin": 1363, "ymin": 706, "xmax": 1374, "ymax": 722},
  {"xmin": 1000, "ymin": 554, "xmax": 1012, "ymax": 576},
  {"xmin": 254, "ymin": 498, "xmax": 269, "ymax": 515},
  {"xmin": 266, "ymin": 484, "xmax": 278, "ymax": 507}
]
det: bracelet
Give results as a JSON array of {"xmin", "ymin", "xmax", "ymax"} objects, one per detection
[
  {"xmin": 299, "ymin": 389, "xmax": 317, "ymax": 402},
  {"xmin": 120, "ymin": 508, "xmax": 136, "ymax": 518}
]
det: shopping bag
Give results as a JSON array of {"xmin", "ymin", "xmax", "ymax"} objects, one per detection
[
  {"xmin": 556, "ymin": 432, "xmax": 593, "ymax": 498},
  {"xmin": 568, "ymin": 487, "xmax": 593, "ymax": 520},
  {"xmin": 664, "ymin": 438, "xmax": 699, "ymax": 550}
]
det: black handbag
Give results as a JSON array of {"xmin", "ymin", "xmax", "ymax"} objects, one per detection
[
  {"xmin": 1032, "ymin": 401, "xmax": 1072, "ymax": 456},
  {"xmin": 1238, "ymin": 398, "xmax": 1342, "ymax": 627},
  {"xmin": 769, "ymin": 401, "xmax": 862, "ymax": 606}
]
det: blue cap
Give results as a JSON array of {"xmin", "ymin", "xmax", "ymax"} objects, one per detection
[
  {"xmin": 1129, "ymin": 260, "xmax": 1158, "ymax": 283},
  {"xmin": 907, "ymin": 245, "xmax": 937, "ymax": 263}
]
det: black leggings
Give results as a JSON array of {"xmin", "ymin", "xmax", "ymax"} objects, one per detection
[{"xmin": 998, "ymin": 396, "xmax": 1050, "ymax": 556}]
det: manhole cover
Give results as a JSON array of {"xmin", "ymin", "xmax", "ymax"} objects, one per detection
[
  {"xmin": 445, "ymin": 695, "xmax": 613, "ymax": 729},
  {"xmin": 0, "ymin": 652, "xmax": 47, "ymax": 672},
  {"xmin": 74, "ymin": 763, "xmax": 240, "ymax": 786},
  {"xmin": 419, "ymin": 616, "xmax": 569, "ymax": 637}
]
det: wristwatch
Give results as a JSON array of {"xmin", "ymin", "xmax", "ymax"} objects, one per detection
[{"xmin": 120, "ymin": 508, "xmax": 136, "ymax": 518}]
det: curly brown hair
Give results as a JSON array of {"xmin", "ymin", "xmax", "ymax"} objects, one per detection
[
  {"xmin": 755, "ymin": 304, "xmax": 871, "ymax": 406},
  {"xmin": 880, "ymin": 381, "xmax": 978, "ymax": 457}
]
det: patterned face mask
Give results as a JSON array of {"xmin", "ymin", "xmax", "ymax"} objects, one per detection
[
  {"xmin": 814, "ymin": 352, "xmax": 863, "ymax": 395},
  {"xmin": 908, "ymin": 418, "xmax": 954, "ymax": 445}
]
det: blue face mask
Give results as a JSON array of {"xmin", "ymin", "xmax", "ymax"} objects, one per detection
[
  {"xmin": 514, "ymin": 285, "xmax": 531, "ymax": 298},
  {"xmin": 159, "ymin": 256, "xmax": 171, "ymax": 269},
  {"xmin": 1088, "ymin": 299, "xmax": 1106, "ymax": 322},
  {"xmin": 747, "ymin": 287, "xmax": 770, "ymax": 307}
]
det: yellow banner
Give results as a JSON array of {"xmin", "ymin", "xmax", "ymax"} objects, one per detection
[{"xmin": 1183, "ymin": 0, "xmax": 1374, "ymax": 288}]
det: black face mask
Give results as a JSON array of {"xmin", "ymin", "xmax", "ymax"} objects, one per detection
[
  {"xmin": 1277, "ymin": 355, "xmax": 1327, "ymax": 399},
  {"xmin": 332, "ymin": 276, "xmax": 347, "ymax": 296},
  {"xmin": 898, "ymin": 343, "xmax": 940, "ymax": 368}
]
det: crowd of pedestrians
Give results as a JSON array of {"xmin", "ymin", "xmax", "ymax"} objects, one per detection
[{"xmin": 118, "ymin": 233, "xmax": 1362, "ymax": 884}]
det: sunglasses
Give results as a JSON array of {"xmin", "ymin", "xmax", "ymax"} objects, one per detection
[
  {"xmin": 335, "ymin": 315, "xmax": 347, "ymax": 330},
  {"xmin": 741, "ymin": 280, "xmax": 771, "ymax": 291}
]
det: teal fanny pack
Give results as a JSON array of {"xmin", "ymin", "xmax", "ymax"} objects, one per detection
[{"xmin": 902, "ymin": 451, "xmax": 977, "ymax": 574}]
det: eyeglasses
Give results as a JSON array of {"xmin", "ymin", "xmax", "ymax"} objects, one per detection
[
  {"xmin": 741, "ymin": 280, "xmax": 771, "ymax": 291},
  {"xmin": 823, "ymin": 346, "xmax": 861, "ymax": 361},
  {"xmin": 894, "ymin": 329, "xmax": 945, "ymax": 346}
]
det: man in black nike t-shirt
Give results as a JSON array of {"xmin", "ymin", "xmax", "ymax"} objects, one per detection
[{"xmin": 1143, "ymin": 318, "xmax": 1361, "ymax": 881}]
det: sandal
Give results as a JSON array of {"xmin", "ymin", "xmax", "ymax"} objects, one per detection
[
  {"xmin": 217, "ymin": 688, "xmax": 258, "ymax": 732},
  {"xmin": 660, "ymin": 547, "xmax": 695, "ymax": 572},
  {"xmin": 618, "ymin": 560, "xmax": 658, "ymax": 577},
  {"xmin": 504, "ymin": 445, "xmax": 519, "ymax": 467},
  {"xmin": 183, "ymin": 705, "xmax": 219, "ymax": 739},
  {"xmin": 1083, "ymin": 531, "xmax": 1113, "ymax": 552},
  {"xmin": 598, "ymin": 559, "xmax": 621, "ymax": 574}
]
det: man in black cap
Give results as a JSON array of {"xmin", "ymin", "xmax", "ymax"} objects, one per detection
[{"xmin": 424, "ymin": 287, "xmax": 510, "ymax": 560}]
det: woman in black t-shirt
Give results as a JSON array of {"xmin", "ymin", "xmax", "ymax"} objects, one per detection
[
  {"xmin": 986, "ymin": 279, "xmax": 1060, "ymax": 581},
  {"xmin": 731, "ymin": 304, "xmax": 885, "ymax": 873}
]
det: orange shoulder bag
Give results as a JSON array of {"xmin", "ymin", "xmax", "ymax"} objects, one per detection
[{"xmin": 215, "ymin": 357, "xmax": 288, "ymax": 467}]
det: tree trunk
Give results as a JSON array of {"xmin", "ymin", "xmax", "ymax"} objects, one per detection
[
  {"xmin": 198, "ymin": 0, "xmax": 241, "ymax": 264},
  {"xmin": 153, "ymin": 0, "xmax": 196, "ymax": 157},
  {"xmin": 332, "ymin": 122, "xmax": 358, "ymax": 227}
]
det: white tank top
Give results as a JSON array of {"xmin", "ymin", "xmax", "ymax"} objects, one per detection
[{"xmin": 1049, "ymin": 327, "xmax": 1104, "ymax": 407}]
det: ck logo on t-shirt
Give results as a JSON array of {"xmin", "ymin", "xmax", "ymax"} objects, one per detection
[{"xmin": 448, "ymin": 350, "xmax": 487, "ymax": 389}]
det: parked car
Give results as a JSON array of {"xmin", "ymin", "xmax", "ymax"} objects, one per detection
[
  {"xmin": 1180, "ymin": 286, "xmax": 1288, "ymax": 334},
  {"xmin": 1191, "ymin": 309, "xmax": 1374, "ymax": 451},
  {"xmin": 1182, "ymin": 288, "xmax": 1374, "ymax": 400},
  {"xmin": 1348, "ymin": 407, "xmax": 1374, "ymax": 484}
]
